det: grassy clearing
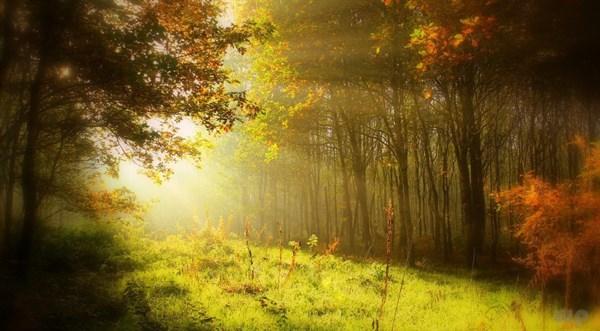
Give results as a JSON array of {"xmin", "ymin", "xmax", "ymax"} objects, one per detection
[{"xmin": 2, "ymin": 223, "xmax": 598, "ymax": 331}]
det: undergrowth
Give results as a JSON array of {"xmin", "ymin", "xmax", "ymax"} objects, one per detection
[{"xmin": 2, "ymin": 222, "xmax": 599, "ymax": 331}]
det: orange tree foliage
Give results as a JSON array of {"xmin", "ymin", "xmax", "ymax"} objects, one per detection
[
  {"xmin": 498, "ymin": 144, "xmax": 600, "ymax": 302},
  {"xmin": 404, "ymin": 0, "xmax": 498, "ymax": 73},
  {"xmin": 75, "ymin": 188, "xmax": 144, "ymax": 221}
]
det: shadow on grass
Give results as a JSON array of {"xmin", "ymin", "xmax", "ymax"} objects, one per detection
[{"xmin": 0, "ymin": 225, "xmax": 133, "ymax": 331}]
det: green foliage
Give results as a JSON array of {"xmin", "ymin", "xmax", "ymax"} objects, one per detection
[
  {"xmin": 288, "ymin": 240, "xmax": 301, "ymax": 251},
  {"xmin": 307, "ymin": 234, "xmax": 319, "ymax": 251}
]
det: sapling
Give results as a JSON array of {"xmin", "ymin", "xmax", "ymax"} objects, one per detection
[{"xmin": 307, "ymin": 234, "xmax": 318, "ymax": 257}]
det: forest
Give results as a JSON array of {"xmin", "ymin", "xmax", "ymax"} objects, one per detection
[{"xmin": 1, "ymin": 0, "xmax": 600, "ymax": 330}]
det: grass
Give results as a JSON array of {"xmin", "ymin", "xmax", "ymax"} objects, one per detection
[{"xmin": 2, "ymin": 222, "xmax": 599, "ymax": 331}]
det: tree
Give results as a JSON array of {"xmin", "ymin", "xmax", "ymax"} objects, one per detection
[
  {"xmin": 0, "ymin": 0, "xmax": 253, "ymax": 267},
  {"xmin": 407, "ymin": 0, "xmax": 515, "ymax": 265}
]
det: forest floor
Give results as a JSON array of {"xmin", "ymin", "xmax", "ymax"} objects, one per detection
[{"xmin": 0, "ymin": 222, "xmax": 597, "ymax": 331}]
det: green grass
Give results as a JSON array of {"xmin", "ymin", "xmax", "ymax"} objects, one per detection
[{"xmin": 4, "ymin": 223, "xmax": 599, "ymax": 331}]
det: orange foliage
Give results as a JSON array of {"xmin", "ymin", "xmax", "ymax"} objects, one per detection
[
  {"xmin": 324, "ymin": 237, "xmax": 341, "ymax": 255},
  {"xmin": 408, "ymin": 1, "xmax": 497, "ymax": 73},
  {"xmin": 498, "ymin": 143, "xmax": 600, "ymax": 303},
  {"xmin": 74, "ymin": 187, "xmax": 144, "ymax": 220}
]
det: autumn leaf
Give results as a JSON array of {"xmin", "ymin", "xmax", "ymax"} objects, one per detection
[
  {"xmin": 452, "ymin": 34, "xmax": 465, "ymax": 48},
  {"xmin": 423, "ymin": 88, "xmax": 433, "ymax": 100}
]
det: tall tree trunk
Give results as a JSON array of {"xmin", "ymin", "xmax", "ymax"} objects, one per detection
[
  {"xmin": 395, "ymin": 162, "xmax": 414, "ymax": 266},
  {"xmin": 334, "ymin": 112, "xmax": 355, "ymax": 250},
  {"xmin": 384, "ymin": 4, "xmax": 415, "ymax": 265},
  {"xmin": 420, "ymin": 121, "xmax": 443, "ymax": 257},
  {"xmin": 353, "ymin": 163, "xmax": 371, "ymax": 249},
  {"xmin": 3, "ymin": 128, "xmax": 18, "ymax": 257},
  {"xmin": 18, "ymin": 0, "xmax": 54, "ymax": 268},
  {"xmin": 461, "ymin": 66, "xmax": 486, "ymax": 267},
  {"xmin": 342, "ymin": 109, "xmax": 371, "ymax": 249},
  {"xmin": 18, "ymin": 58, "xmax": 47, "ymax": 267},
  {"xmin": 0, "ymin": 0, "xmax": 18, "ymax": 258},
  {"xmin": 0, "ymin": 0, "xmax": 17, "ymax": 91},
  {"xmin": 441, "ymin": 139, "xmax": 452, "ymax": 260},
  {"xmin": 324, "ymin": 185, "xmax": 331, "ymax": 244}
]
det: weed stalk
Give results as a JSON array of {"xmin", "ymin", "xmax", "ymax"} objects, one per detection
[
  {"xmin": 375, "ymin": 200, "xmax": 394, "ymax": 330},
  {"xmin": 244, "ymin": 218, "xmax": 255, "ymax": 282},
  {"xmin": 278, "ymin": 220, "xmax": 283, "ymax": 289}
]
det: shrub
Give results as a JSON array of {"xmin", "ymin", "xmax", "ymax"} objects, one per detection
[{"xmin": 498, "ymin": 143, "xmax": 600, "ymax": 307}]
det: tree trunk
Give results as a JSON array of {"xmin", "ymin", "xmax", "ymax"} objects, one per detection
[
  {"xmin": 334, "ymin": 113, "xmax": 355, "ymax": 250},
  {"xmin": 461, "ymin": 66, "xmax": 486, "ymax": 267},
  {"xmin": 0, "ymin": 0, "xmax": 17, "ymax": 91},
  {"xmin": 354, "ymin": 164, "xmax": 371, "ymax": 249},
  {"xmin": 421, "ymin": 122, "xmax": 443, "ymax": 257},
  {"xmin": 18, "ymin": 0, "xmax": 54, "ymax": 269},
  {"xmin": 3, "ymin": 128, "xmax": 18, "ymax": 258},
  {"xmin": 18, "ymin": 57, "xmax": 47, "ymax": 268}
]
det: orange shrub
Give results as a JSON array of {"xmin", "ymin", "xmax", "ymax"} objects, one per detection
[{"xmin": 498, "ymin": 144, "xmax": 600, "ymax": 307}]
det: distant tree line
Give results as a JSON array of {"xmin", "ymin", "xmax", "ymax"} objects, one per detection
[{"xmin": 224, "ymin": 0, "xmax": 600, "ymax": 269}]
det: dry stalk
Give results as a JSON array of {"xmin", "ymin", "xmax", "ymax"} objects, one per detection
[
  {"xmin": 283, "ymin": 241, "xmax": 300, "ymax": 286},
  {"xmin": 244, "ymin": 217, "xmax": 255, "ymax": 282},
  {"xmin": 278, "ymin": 220, "xmax": 283, "ymax": 289},
  {"xmin": 375, "ymin": 200, "xmax": 394, "ymax": 330}
]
